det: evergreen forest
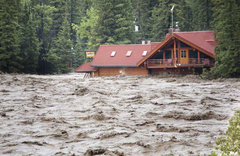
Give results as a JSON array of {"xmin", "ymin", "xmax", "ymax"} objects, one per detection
[{"xmin": 0, "ymin": 0, "xmax": 240, "ymax": 77}]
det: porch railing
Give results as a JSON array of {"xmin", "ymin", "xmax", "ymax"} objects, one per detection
[{"xmin": 147, "ymin": 58, "xmax": 214, "ymax": 67}]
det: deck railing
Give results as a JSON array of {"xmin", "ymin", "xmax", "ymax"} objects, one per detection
[{"xmin": 147, "ymin": 58, "xmax": 214, "ymax": 67}]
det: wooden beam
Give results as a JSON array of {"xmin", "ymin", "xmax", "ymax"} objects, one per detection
[
  {"xmin": 159, "ymin": 49, "xmax": 165, "ymax": 52},
  {"xmin": 166, "ymin": 47, "xmax": 194, "ymax": 50},
  {"xmin": 198, "ymin": 51, "xmax": 200, "ymax": 64},
  {"xmin": 163, "ymin": 52, "xmax": 165, "ymax": 64},
  {"xmin": 174, "ymin": 39, "xmax": 176, "ymax": 66},
  {"xmin": 178, "ymin": 40, "xmax": 180, "ymax": 64}
]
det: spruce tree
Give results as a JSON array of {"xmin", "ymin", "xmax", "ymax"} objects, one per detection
[
  {"xmin": 71, "ymin": 0, "xmax": 92, "ymax": 68},
  {"xmin": 151, "ymin": 0, "xmax": 193, "ymax": 41},
  {"xmin": 210, "ymin": 0, "xmax": 240, "ymax": 78},
  {"xmin": 151, "ymin": 0, "xmax": 172, "ymax": 41},
  {"xmin": 33, "ymin": 0, "xmax": 55, "ymax": 74},
  {"xmin": 19, "ymin": 0, "xmax": 40, "ymax": 74},
  {"xmin": 132, "ymin": 0, "xmax": 159, "ymax": 41},
  {"xmin": 48, "ymin": 17, "xmax": 72, "ymax": 73},
  {"xmin": 0, "ymin": 0, "xmax": 22, "ymax": 73},
  {"xmin": 190, "ymin": 0, "xmax": 214, "ymax": 31},
  {"xmin": 51, "ymin": 0, "xmax": 70, "ymax": 39},
  {"xmin": 177, "ymin": 0, "xmax": 193, "ymax": 31},
  {"xmin": 93, "ymin": 0, "xmax": 135, "ymax": 47}
]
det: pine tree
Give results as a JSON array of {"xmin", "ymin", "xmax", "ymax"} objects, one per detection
[
  {"xmin": 132, "ymin": 0, "xmax": 159, "ymax": 41},
  {"xmin": 151, "ymin": 0, "xmax": 172, "ymax": 41},
  {"xmin": 177, "ymin": 0, "xmax": 193, "ymax": 31},
  {"xmin": 189, "ymin": 0, "xmax": 214, "ymax": 31},
  {"xmin": 48, "ymin": 17, "xmax": 72, "ymax": 73},
  {"xmin": 19, "ymin": 0, "xmax": 40, "ymax": 74},
  {"xmin": 0, "ymin": 0, "xmax": 22, "ymax": 73},
  {"xmin": 151, "ymin": 0, "xmax": 193, "ymax": 41},
  {"xmin": 33, "ymin": 0, "xmax": 55, "ymax": 74},
  {"xmin": 70, "ymin": 0, "xmax": 92, "ymax": 42},
  {"xmin": 210, "ymin": 0, "xmax": 240, "ymax": 78},
  {"xmin": 51, "ymin": 0, "xmax": 70, "ymax": 39},
  {"xmin": 71, "ymin": 0, "xmax": 92, "ymax": 68},
  {"xmin": 93, "ymin": 0, "xmax": 135, "ymax": 47}
]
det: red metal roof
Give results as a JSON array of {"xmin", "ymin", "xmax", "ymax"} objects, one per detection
[
  {"xmin": 174, "ymin": 31, "xmax": 215, "ymax": 55},
  {"xmin": 151, "ymin": 42, "xmax": 161, "ymax": 50},
  {"xmin": 91, "ymin": 44, "xmax": 158, "ymax": 67},
  {"xmin": 75, "ymin": 62, "xmax": 97, "ymax": 73}
]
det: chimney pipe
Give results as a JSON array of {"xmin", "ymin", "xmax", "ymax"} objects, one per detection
[
  {"xmin": 168, "ymin": 26, "xmax": 175, "ymax": 35},
  {"xmin": 142, "ymin": 40, "xmax": 145, "ymax": 45},
  {"xmin": 147, "ymin": 39, "xmax": 151, "ymax": 45}
]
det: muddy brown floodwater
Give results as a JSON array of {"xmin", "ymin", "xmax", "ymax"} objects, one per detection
[{"xmin": 0, "ymin": 73, "xmax": 240, "ymax": 156}]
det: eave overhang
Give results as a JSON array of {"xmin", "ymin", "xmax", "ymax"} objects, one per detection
[
  {"xmin": 91, "ymin": 65, "xmax": 138, "ymax": 68},
  {"xmin": 75, "ymin": 70, "xmax": 97, "ymax": 73}
]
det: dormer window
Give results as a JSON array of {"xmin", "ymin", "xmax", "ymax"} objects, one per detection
[
  {"xmin": 126, "ymin": 51, "xmax": 132, "ymax": 57},
  {"xmin": 111, "ymin": 51, "xmax": 116, "ymax": 57},
  {"xmin": 142, "ymin": 51, "xmax": 147, "ymax": 56}
]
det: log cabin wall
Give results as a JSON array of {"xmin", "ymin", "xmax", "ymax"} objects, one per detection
[
  {"xmin": 94, "ymin": 71, "xmax": 99, "ymax": 77},
  {"xmin": 151, "ymin": 68, "xmax": 204, "ymax": 75},
  {"xmin": 98, "ymin": 67, "xmax": 148, "ymax": 76}
]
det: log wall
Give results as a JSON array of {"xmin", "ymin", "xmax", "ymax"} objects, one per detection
[
  {"xmin": 151, "ymin": 67, "xmax": 203, "ymax": 75},
  {"xmin": 97, "ymin": 67, "xmax": 148, "ymax": 76}
]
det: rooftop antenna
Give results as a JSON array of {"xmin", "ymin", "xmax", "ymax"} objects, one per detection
[{"xmin": 171, "ymin": 5, "xmax": 175, "ymax": 36}]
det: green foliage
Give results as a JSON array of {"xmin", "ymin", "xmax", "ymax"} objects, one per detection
[
  {"xmin": 210, "ymin": 151, "xmax": 218, "ymax": 156},
  {"xmin": 212, "ymin": 110, "xmax": 240, "ymax": 155},
  {"xmin": 0, "ymin": 0, "xmax": 237, "ymax": 76},
  {"xmin": 0, "ymin": 0, "xmax": 23, "ymax": 73},
  {"xmin": 151, "ymin": 0, "xmax": 172, "ymax": 41},
  {"xmin": 201, "ymin": 68, "xmax": 213, "ymax": 79},
  {"xmin": 92, "ymin": 0, "xmax": 135, "ymax": 46},
  {"xmin": 188, "ymin": 0, "xmax": 214, "ymax": 31},
  {"xmin": 48, "ymin": 17, "xmax": 72, "ymax": 73},
  {"xmin": 19, "ymin": 0, "xmax": 40, "ymax": 74},
  {"xmin": 72, "ymin": 38, "xmax": 85, "ymax": 69},
  {"xmin": 33, "ymin": 2, "xmax": 55, "ymax": 74},
  {"xmin": 72, "ymin": 6, "xmax": 99, "ymax": 49},
  {"xmin": 151, "ymin": 0, "xmax": 193, "ymax": 41},
  {"xmin": 209, "ymin": 0, "xmax": 240, "ymax": 78},
  {"xmin": 132, "ymin": 0, "xmax": 159, "ymax": 41}
]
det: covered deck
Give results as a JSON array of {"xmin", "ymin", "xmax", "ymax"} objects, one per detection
[{"xmin": 147, "ymin": 58, "xmax": 214, "ymax": 68}]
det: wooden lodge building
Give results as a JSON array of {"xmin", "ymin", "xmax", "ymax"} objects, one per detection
[{"xmin": 75, "ymin": 29, "xmax": 216, "ymax": 77}]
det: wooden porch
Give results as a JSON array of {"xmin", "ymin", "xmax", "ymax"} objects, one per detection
[{"xmin": 147, "ymin": 58, "xmax": 214, "ymax": 68}]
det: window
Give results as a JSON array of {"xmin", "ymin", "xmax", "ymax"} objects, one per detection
[
  {"xmin": 181, "ymin": 50, "xmax": 186, "ymax": 58},
  {"xmin": 126, "ymin": 51, "xmax": 132, "ymax": 57},
  {"xmin": 142, "ymin": 51, "xmax": 148, "ymax": 56},
  {"xmin": 111, "ymin": 51, "xmax": 116, "ymax": 57}
]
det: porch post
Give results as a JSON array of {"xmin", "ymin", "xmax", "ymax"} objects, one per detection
[
  {"xmin": 198, "ymin": 51, "xmax": 200, "ymax": 64},
  {"xmin": 174, "ymin": 39, "xmax": 176, "ymax": 66},
  {"xmin": 163, "ymin": 52, "xmax": 165, "ymax": 65},
  {"xmin": 178, "ymin": 40, "xmax": 180, "ymax": 64}
]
